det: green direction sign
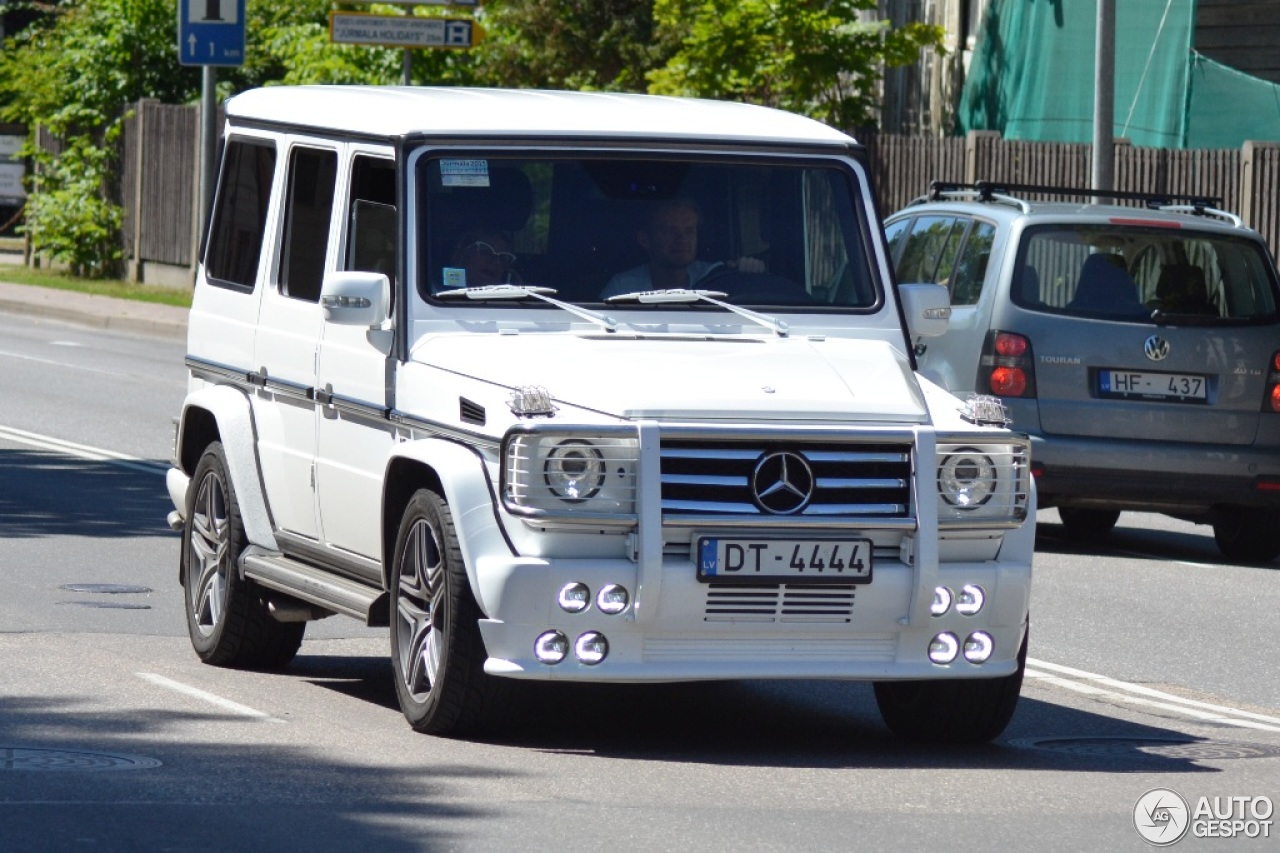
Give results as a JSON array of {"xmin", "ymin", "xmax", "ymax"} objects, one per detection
[{"xmin": 329, "ymin": 13, "xmax": 482, "ymax": 49}]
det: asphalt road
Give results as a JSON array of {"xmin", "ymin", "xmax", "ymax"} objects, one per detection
[{"xmin": 1, "ymin": 303, "xmax": 1278, "ymax": 852}]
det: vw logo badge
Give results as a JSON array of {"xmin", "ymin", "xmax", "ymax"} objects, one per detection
[
  {"xmin": 751, "ymin": 451, "xmax": 815, "ymax": 515},
  {"xmin": 1144, "ymin": 335, "xmax": 1170, "ymax": 361}
]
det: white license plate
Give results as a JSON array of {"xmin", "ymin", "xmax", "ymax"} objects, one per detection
[
  {"xmin": 1098, "ymin": 369, "xmax": 1207, "ymax": 402},
  {"xmin": 697, "ymin": 537, "xmax": 873, "ymax": 584}
]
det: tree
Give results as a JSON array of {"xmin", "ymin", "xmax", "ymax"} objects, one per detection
[
  {"xmin": 473, "ymin": 0, "xmax": 666, "ymax": 91},
  {"xmin": 648, "ymin": 0, "xmax": 946, "ymax": 130}
]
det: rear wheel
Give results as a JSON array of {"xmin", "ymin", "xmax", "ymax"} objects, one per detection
[
  {"xmin": 1213, "ymin": 508, "xmax": 1280, "ymax": 563},
  {"xmin": 1058, "ymin": 507, "xmax": 1120, "ymax": 540},
  {"xmin": 182, "ymin": 442, "xmax": 304, "ymax": 669},
  {"xmin": 874, "ymin": 628, "xmax": 1027, "ymax": 744},
  {"xmin": 389, "ymin": 489, "xmax": 509, "ymax": 736}
]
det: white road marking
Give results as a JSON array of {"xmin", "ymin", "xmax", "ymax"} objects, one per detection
[
  {"xmin": 0, "ymin": 346, "xmax": 131, "ymax": 378},
  {"xmin": 136, "ymin": 673, "xmax": 285, "ymax": 723},
  {"xmin": 1027, "ymin": 657, "xmax": 1280, "ymax": 732},
  {"xmin": 0, "ymin": 424, "xmax": 167, "ymax": 474}
]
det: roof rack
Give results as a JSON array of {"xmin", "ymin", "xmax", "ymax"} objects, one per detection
[{"xmin": 923, "ymin": 181, "xmax": 1240, "ymax": 223}]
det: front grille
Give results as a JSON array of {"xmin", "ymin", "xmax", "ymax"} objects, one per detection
[
  {"xmin": 704, "ymin": 583, "xmax": 857, "ymax": 623},
  {"xmin": 660, "ymin": 439, "xmax": 913, "ymax": 518}
]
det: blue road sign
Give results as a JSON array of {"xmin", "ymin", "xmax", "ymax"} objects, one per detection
[{"xmin": 178, "ymin": 0, "xmax": 246, "ymax": 67}]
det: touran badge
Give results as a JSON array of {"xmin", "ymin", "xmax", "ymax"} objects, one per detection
[
  {"xmin": 1144, "ymin": 335, "xmax": 1170, "ymax": 361},
  {"xmin": 751, "ymin": 451, "xmax": 815, "ymax": 514}
]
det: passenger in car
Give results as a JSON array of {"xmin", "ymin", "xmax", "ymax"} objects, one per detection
[
  {"xmin": 599, "ymin": 198, "xmax": 764, "ymax": 299},
  {"xmin": 1153, "ymin": 263, "xmax": 1216, "ymax": 315},
  {"xmin": 443, "ymin": 227, "xmax": 519, "ymax": 288}
]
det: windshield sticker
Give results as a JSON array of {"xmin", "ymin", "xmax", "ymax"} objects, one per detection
[
  {"xmin": 443, "ymin": 267, "xmax": 467, "ymax": 289},
  {"xmin": 440, "ymin": 159, "xmax": 490, "ymax": 188}
]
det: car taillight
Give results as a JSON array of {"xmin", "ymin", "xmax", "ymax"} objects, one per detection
[
  {"xmin": 979, "ymin": 331, "xmax": 1036, "ymax": 398},
  {"xmin": 1266, "ymin": 351, "xmax": 1280, "ymax": 413}
]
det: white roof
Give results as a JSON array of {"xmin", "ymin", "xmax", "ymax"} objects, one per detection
[{"xmin": 225, "ymin": 86, "xmax": 856, "ymax": 148}]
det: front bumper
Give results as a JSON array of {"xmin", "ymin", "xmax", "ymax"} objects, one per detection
[{"xmin": 474, "ymin": 551, "xmax": 1031, "ymax": 683}]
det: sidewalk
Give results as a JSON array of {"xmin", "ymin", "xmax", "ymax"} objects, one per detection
[{"xmin": 0, "ymin": 279, "xmax": 189, "ymax": 340}]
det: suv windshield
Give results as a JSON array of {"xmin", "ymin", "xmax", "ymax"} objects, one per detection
[
  {"xmin": 1011, "ymin": 223, "xmax": 1279, "ymax": 323},
  {"xmin": 415, "ymin": 153, "xmax": 879, "ymax": 310}
]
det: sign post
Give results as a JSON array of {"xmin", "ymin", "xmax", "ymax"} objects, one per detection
[{"xmin": 176, "ymin": 0, "xmax": 246, "ymax": 261}]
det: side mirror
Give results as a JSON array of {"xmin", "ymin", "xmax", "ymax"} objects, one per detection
[
  {"xmin": 321, "ymin": 271, "xmax": 390, "ymax": 327},
  {"xmin": 898, "ymin": 282, "xmax": 951, "ymax": 339}
]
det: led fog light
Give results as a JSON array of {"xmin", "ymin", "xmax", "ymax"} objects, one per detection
[
  {"xmin": 557, "ymin": 582, "xmax": 591, "ymax": 613},
  {"xmin": 928, "ymin": 632, "xmax": 959, "ymax": 665},
  {"xmin": 930, "ymin": 586, "xmax": 952, "ymax": 617},
  {"xmin": 534, "ymin": 631, "xmax": 569, "ymax": 664},
  {"xmin": 964, "ymin": 631, "xmax": 994, "ymax": 663},
  {"xmin": 574, "ymin": 631, "xmax": 609, "ymax": 665},
  {"xmin": 955, "ymin": 584, "xmax": 985, "ymax": 616},
  {"xmin": 595, "ymin": 584, "xmax": 629, "ymax": 615}
]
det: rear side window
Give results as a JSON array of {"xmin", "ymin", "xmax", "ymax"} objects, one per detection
[
  {"xmin": 279, "ymin": 147, "xmax": 338, "ymax": 303},
  {"xmin": 1013, "ymin": 224, "xmax": 1280, "ymax": 323},
  {"xmin": 205, "ymin": 139, "xmax": 277, "ymax": 291}
]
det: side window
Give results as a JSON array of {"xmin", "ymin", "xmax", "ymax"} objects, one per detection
[
  {"xmin": 205, "ymin": 138, "xmax": 277, "ymax": 291},
  {"xmin": 344, "ymin": 156, "xmax": 398, "ymax": 290},
  {"xmin": 949, "ymin": 221, "xmax": 996, "ymax": 306},
  {"xmin": 883, "ymin": 218, "xmax": 911, "ymax": 265},
  {"xmin": 895, "ymin": 215, "xmax": 963, "ymax": 284},
  {"xmin": 279, "ymin": 147, "xmax": 337, "ymax": 303}
]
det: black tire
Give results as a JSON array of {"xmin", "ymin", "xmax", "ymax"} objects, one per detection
[
  {"xmin": 1213, "ymin": 508, "xmax": 1280, "ymax": 563},
  {"xmin": 389, "ymin": 489, "xmax": 509, "ymax": 736},
  {"xmin": 874, "ymin": 627, "xmax": 1027, "ymax": 744},
  {"xmin": 182, "ymin": 442, "xmax": 304, "ymax": 669},
  {"xmin": 1057, "ymin": 507, "xmax": 1120, "ymax": 540}
]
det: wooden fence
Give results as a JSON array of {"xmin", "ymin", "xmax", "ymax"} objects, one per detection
[{"xmin": 104, "ymin": 102, "xmax": 1280, "ymax": 283}]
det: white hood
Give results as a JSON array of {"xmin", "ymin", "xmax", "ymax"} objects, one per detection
[{"xmin": 414, "ymin": 333, "xmax": 930, "ymax": 423}]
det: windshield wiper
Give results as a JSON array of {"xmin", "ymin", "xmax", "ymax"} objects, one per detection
[
  {"xmin": 1149, "ymin": 308, "xmax": 1219, "ymax": 327},
  {"xmin": 437, "ymin": 284, "xmax": 617, "ymax": 333},
  {"xmin": 605, "ymin": 288, "xmax": 790, "ymax": 338}
]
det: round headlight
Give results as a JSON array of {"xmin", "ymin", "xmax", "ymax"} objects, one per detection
[
  {"xmin": 534, "ymin": 631, "xmax": 569, "ymax": 664},
  {"xmin": 928, "ymin": 632, "xmax": 959, "ymax": 665},
  {"xmin": 596, "ymin": 584, "xmax": 629, "ymax": 615},
  {"xmin": 955, "ymin": 584, "xmax": 985, "ymax": 616},
  {"xmin": 964, "ymin": 631, "xmax": 994, "ymax": 663},
  {"xmin": 557, "ymin": 582, "xmax": 591, "ymax": 613},
  {"xmin": 939, "ymin": 448, "xmax": 997, "ymax": 509},
  {"xmin": 574, "ymin": 631, "xmax": 609, "ymax": 665},
  {"xmin": 544, "ymin": 440, "xmax": 606, "ymax": 502},
  {"xmin": 930, "ymin": 586, "xmax": 953, "ymax": 617}
]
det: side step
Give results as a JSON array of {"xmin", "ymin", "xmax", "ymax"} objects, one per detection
[{"xmin": 241, "ymin": 549, "xmax": 389, "ymax": 627}]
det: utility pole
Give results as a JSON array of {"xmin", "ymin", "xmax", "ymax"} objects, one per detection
[{"xmin": 1092, "ymin": 0, "xmax": 1115, "ymax": 195}]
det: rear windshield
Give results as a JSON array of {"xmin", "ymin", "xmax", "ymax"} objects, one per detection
[
  {"xmin": 1011, "ymin": 224, "xmax": 1280, "ymax": 323},
  {"xmin": 414, "ymin": 153, "xmax": 880, "ymax": 310}
]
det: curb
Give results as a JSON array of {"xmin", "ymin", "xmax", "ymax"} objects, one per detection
[{"xmin": 0, "ymin": 280, "xmax": 188, "ymax": 341}]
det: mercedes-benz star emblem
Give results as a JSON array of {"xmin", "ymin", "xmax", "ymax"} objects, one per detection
[
  {"xmin": 1144, "ymin": 335, "xmax": 1170, "ymax": 361},
  {"xmin": 751, "ymin": 451, "xmax": 815, "ymax": 515}
]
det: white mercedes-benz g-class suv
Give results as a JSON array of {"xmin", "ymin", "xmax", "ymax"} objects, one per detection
[{"xmin": 166, "ymin": 86, "xmax": 1034, "ymax": 743}]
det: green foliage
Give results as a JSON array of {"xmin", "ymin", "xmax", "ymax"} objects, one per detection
[
  {"xmin": 474, "ymin": 0, "xmax": 665, "ymax": 91},
  {"xmin": 649, "ymin": 0, "xmax": 945, "ymax": 129}
]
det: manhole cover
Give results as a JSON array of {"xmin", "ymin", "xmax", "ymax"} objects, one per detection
[
  {"xmin": 1009, "ymin": 736, "xmax": 1280, "ymax": 760},
  {"xmin": 59, "ymin": 584, "xmax": 152, "ymax": 594},
  {"xmin": 1, "ymin": 747, "xmax": 162, "ymax": 771},
  {"xmin": 58, "ymin": 601, "xmax": 152, "ymax": 610}
]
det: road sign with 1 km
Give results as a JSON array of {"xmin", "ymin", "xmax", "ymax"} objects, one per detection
[{"xmin": 178, "ymin": 0, "xmax": 247, "ymax": 67}]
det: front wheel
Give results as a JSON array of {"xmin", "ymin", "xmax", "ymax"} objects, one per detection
[
  {"xmin": 874, "ymin": 627, "xmax": 1027, "ymax": 744},
  {"xmin": 182, "ymin": 442, "xmax": 304, "ymax": 669},
  {"xmin": 389, "ymin": 489, "xmax": 509, "ymax": 736},
  {"xmin": 1213, "ymin": 508, "xmax": 1280, "ymax": 563}
]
